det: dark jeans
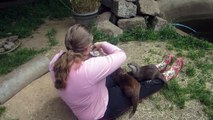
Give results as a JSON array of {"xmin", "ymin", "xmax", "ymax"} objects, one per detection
[{"xmin": 100, "ymin": 76, "xmax": 165, "ymax": 120}]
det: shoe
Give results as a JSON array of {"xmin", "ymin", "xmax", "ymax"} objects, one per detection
[
  {"xmin": 156, "ymin": 54, "xmax": 174, "ymax": 72},
  {"xmin": 163, "ymin": 57, "xmax": 184, "ymax": 81}
]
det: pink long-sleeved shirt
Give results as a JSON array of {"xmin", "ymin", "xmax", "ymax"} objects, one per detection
[{"xmin": 49, "ymin": 42, "xmax": 127, "ymax": 120}]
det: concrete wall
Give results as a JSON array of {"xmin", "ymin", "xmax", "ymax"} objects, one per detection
[{"xmin": 158, "ymin": 0, "xmax": 213, "ymax": 22}]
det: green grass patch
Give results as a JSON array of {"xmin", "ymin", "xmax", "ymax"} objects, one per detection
[
  {"xmin": 149, "ymin": 96, "xmax": 162, "ymax": 110},
  {"xmin": 92, "ymin": 27, "xmax": 119, "ymax": 44},
  {"xmin": 143, "ymin": 57, "xmax": 151, "ymax": 64},
  {"xmin": 187, "ymin": 79, "xmax": 213, "ymax": 119},
  {"xmin": 168, "ymin": 35, "xmax": 212, "ymax": 50},
  {"xmin": 0, "ymin": 106, "xmax": 6, "ymax": 117},
  {"xmin": 0, "ymin": 48, "xmax": 46, "ymax": 75},
  {"xmin": 161, "ymin": 80, "xmax": 187, "ymax": 109},
  {"xmin": 121, "ymin": 27, "xmax": 160, "ymax": 42},
  {"xmin": 204, "ymin": 106, "xmax": 213, "ymax": 120},
  {"xmin": 93, "ymin": 25, "xmax": 213, "ymax": 51},
  {"xmin": 46, "ymin": 28, "xmax": 58, "ymax": 46},
  {"xmin": 0, "ymin": 0, "xmax": 71, "ymax": 38},
  {"xmin": 187, "ymin": 50, "xmax": 206, "ymax": 60},
  {"xmin": 185, "ymin": 65, "xmax": 196, "ymax": 77},
  {"xmin": 195, "ymin": 60, "xmax": 213, "ymax": 74}
]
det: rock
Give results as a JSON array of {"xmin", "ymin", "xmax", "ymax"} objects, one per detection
[
  {"xmin": 112, "ymin": 0, "xmax": 137, "ymax": 18},
  {"xmin": 153, "ymin": 16, "xmax": 168, "ymax": 31},
  {"xmin": 118, "ymin": 16, "xmax": 147, "ymax": 30},
  {"xmin": 0, "ymin": 48, "xmax": 5, "ymax": 53},
  {"xmin": 4, "ymin": 41, "xmax": 15, "ymax": 51},
  {"xmin": 97, "ymin": 12, "xmax": 112, "ymax": 22},
  {"xmin": 97, "ymin": 21, "xmax": 123, "ymax": 37},
  {"xmin": 0, "ymin": 39, "xmax": 6, "ymax": 47},
  {"xmin": 6, "ymin": 35, "xmax": 18, "ymax": 42},
  {"xmin": 138, "ymin": 0, "xmax": 160, "ymax": 16}
]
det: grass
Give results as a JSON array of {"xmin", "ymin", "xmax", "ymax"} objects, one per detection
[
  {"xmin": 93, "ymin": 25, "xmax": 212, "ymax": 50},
  {"xmin": 0, "ymin": 48, "xmax": 46, "ymax": 75},
  {"xmin": 0, "ymin": 106, "xmax": 6, "ymax": 117},
  {"xmin": 187, "ymin": 49, "xmax": 206, "ymax": 60},
  {"xmin": 149, "ymin": 96, "xmax": 162, "ymax": 110},
  {"xmin": 185, "ymin": 65, "xmax": 196, "ymax": 77},
  {"xmin": 46, "ymin": 28, "xmax": 58, "ymax": 46},
  {"xmin": 92, "ymin": 25, "xmax": 213, "ymax": 119},
  {"xmin": 187, "ymin": 78, "xmax": 213, "ymax": 119},
  {"xmin": 161, "ymin": 80, "xmax": 187, "ymax": 109},
  {"xmin": 0, "ymin": 0, "xmax": 71, "ymax": 39},
  {"xmin": 196, "ymin": 60, "xmax": 213, "ymax": 74}
]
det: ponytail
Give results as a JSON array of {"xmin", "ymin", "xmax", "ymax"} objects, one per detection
[{"xmin": 53, "ymin": 50, "xmax": 83, "ymax": 89}]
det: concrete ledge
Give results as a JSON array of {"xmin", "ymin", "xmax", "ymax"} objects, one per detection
[
  {"xmin": 0, "ymin": 55, "xmax": 50, "ymax": 104},
  {"xmin": 158, "ymin": 0, "xmax": 213, "ymax": 22}
]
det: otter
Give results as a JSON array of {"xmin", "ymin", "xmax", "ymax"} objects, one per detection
[
  {"xmin": 127, "ymin": 62, "xmax": 168, "ymax": 86},
  {"xmin": 112, "ymin": 68, "xmax": 141, "ymax": 118}
]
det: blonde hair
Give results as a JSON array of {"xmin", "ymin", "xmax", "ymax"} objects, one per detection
[
  {"xmin": 65, "ymin": 24, "xmax": 93, "ymax": 52},
  {"xmin": 54, "ymin": 24, "xmax": 93, "ymax": 89}
]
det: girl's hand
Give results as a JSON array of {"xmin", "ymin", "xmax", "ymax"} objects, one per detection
[{"xmin": 93, "ymin": 41, "xmax": 105, "ymax": 50}]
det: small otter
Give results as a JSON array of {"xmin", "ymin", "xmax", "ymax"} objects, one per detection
[
  {"xmin": 112, "ymin": 68, "xmax": 141, "ymax": 119},
  {"xmin": 127, "ymin": 62, "xmax": 168, "ymax": 86}
]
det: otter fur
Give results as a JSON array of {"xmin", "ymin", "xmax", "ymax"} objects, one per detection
[{"xmin": 112, "ymin": 68, "xmax": 141, "ymax": 118}]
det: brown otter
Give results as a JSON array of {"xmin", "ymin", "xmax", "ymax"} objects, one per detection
[
  {"xmin": 112, "ymin": 68, "xmax": 141, "ymax": 118},
  {"xmin": 127, "ymin": 62, "xmax": 168, "ymax": 86}
]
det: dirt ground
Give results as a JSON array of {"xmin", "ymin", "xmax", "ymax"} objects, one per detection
[{"xmin": 0, "ymin": 18, "xmax": 209, "ymax": 120}]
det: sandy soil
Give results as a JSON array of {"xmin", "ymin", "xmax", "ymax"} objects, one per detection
[{"xmin": 0, "ymin": 18, "xmax": 209, "ymax": 120}]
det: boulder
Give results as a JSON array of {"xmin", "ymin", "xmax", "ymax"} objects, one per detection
[
  {"xmin": 0, "ymin": 39, "xmax": 6, "ymax": 47},
  {"xmin": 112, "ymin": 0, "xmax": 137, "ymax": 18},
  {"xmin": 138, "ymin": 0, "xmax": 160, "ymax": 16},
  {"xmin": 118, "ymin": 16, "xmax": 147, "ymax": 30},
  {"xmin": 153, "ymin": 16, "xmax": 168, "ymax": 31},
  {"xmin": 6, "ymin": 35, "xmax": 18, "ymax": 42},
  {"xmin": 97, "ymin": 12, "xmax": 112, "ymax": 22},
  {"xmin": 4, "ymin": 41, "xmax": 15, "ymax": 51},
  {"xmin": 97, "ymin": 21, "xmax": 123, "ymax": 37},
  {"xmin": 0, "ymin": 48, "xmax": 5, "ymax": 53}
]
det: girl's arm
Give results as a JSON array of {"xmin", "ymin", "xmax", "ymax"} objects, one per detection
[{"xmin": 85, "ymin": 42, "xmax": 127, "ymax": 84}]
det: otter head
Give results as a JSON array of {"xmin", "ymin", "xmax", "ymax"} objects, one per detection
[{"xmin": 127, "ymin": 62, "xmax": 140, "ymax": 75}]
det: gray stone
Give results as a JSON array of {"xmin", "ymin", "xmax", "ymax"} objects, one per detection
[
  {"xmin": 4, "ymin": 42, "xmax": 15, "ymax": 50},
  {"xmin": 153, "ymin": 16, "xmax": 168, "ymax": 31},
  {"xmin": 112, "ymin": 0, "xmax": 137, "ymax": 18},
  {"xmin": 0, "ymin": 39, "xmax": 6, "ymax": 47},
  {"xmin": 97, "ymin": 12, "xmax": 112, "ymax": 22},
  {"xmin": 6, "ymin": 35, "xmax": 18, "ymax": 42},
  {"xmin": 4, "ymin": 44, "xmax": 12, "ymax": 51},
  {"xmin": 118, "ymin": 16, "xmax": 147, "ymax": 30},
  {"xmin": 97, "ymin": 21, "xmax": 123, "ymax": 37},
  {"xmin": 139, "ymin": 0, "xmax": 160, "ymax": 16},
  {"xmin": 0, "ymin": 48, "xmax": 5, "ymax": 53}
]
